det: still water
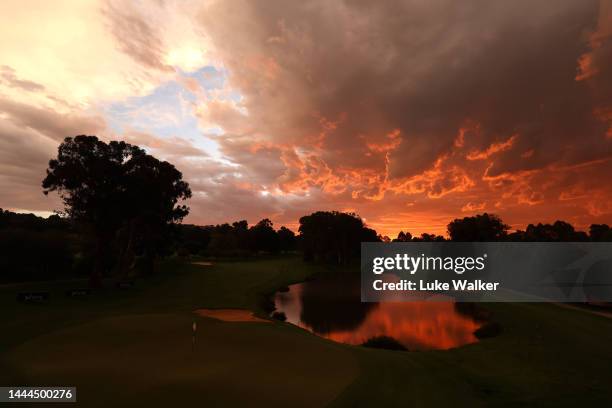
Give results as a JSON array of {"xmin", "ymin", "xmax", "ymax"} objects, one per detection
[{"xmin": 273, "ymin": 275, "xmax": 482, "ymax": 350}]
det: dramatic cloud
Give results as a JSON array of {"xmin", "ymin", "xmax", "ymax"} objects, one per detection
[
  {"xmin": 0, "ymin": 97, "xmax": 106, "ymax": 142},
  {"xmin": 194, "ymin": 0, "xmax": 612, "ymax": 234},
  {"xmin": 1, "ymin": 0, "xmax": 611, "ymax": 236}
]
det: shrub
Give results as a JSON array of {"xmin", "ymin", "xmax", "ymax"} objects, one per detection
[
  {"xmin": 361, "ymin": 336, "xmax": 408, "ymax": 351},
  {"xmin": 271, "ymin": 311, "xmax": 287, "ymax": 321}
]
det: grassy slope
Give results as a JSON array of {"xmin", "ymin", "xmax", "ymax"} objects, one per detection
[{"xmin": 1, "ymin": 257, "xmax": 612, "ymax": 407}]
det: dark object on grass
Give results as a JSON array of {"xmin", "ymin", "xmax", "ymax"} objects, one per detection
[
  {"xmin": 361, "ymin": 336, "xmax": 408, "ymax": 351},
  {"xmin": 66, "ymin": 288, "xmax": 91, "ymax": 297},
  {"xmin": 17, "ymin": 292, "xmax": 49, "ymax": 303},
  {"xmin": 272, "ymin": 311, "xmax": 287, "ymax": 321},
  {"xmin": 454, "ymin": 302, "xmax": 491, "ymax": 322},
  {"xmin": 474, "ymin": 322, "xmax": 502, "ymax": 339},
  {"xmin": 260, "ymin": 296, "xmax": 275, "ymax": 314},
  {"xmin": 116, "ymin": 281, "xmax": 135, "ymax": 289}
]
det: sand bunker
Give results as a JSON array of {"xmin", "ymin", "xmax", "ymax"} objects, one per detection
[{"xmin": 194, "ymin": 309, "xmax": 269, "ymax": 322}]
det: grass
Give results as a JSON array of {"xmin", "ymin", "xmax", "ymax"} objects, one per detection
[{"xmin": 1, "ymin": 257, "xmax": 612, "ymax": 407}]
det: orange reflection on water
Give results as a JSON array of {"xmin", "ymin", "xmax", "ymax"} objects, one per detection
[
  {"xmin": 325, "ymin": 302, "xmax": 480, "ymax": 350},
  {"xmin": 275, "ymin": 283, "xmax": 481, "ymax": 350}
]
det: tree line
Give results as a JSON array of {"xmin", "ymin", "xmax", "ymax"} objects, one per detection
[
  {"xmin": 0, "ymin": 210, "xmax": 75, "ymax": 282},
  {"xmin": 178, "ymin": 219, "xmax": 296, "ymax": 257},
  {"xmin": 4, "ymin": 206, "xmax": 610, "ymax": 284},
  {"xmin": 374, "ymin": 213, "xmax": 612, "ymax": 243}
]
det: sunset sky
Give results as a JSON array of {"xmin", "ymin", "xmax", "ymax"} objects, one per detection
[{"xmin": 1, "ymin": 0, "xmax": 611, "ymax": 237}]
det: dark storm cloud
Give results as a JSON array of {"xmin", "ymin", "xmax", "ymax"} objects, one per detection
[
  {"xmin": 192, "ymin": 0, "xmax": 612, "ymax": 233},
  {"xmin": 200, "ymin": 0, "xmax": 610, "ymax": 175}
]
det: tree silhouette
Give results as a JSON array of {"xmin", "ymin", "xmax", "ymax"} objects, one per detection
[
  {"xmin": 413, "ymin": 232, "xmax": 446, "ymax": 242},
  {"xmin": 232, "ymin": 220, "xmax": 250, "ymax": 250},
  {"xmin": 522, "ymin": 221, "xmax": 588, "ymax": 241},
  {"xmin": 119, "ymin": 152, "xmax": 191, "ymax": 275},
  {"xmin": 590, "ymin": 224, "xmax": 612, "ymax": 241},
  {"xmin": 0, "ymin": 209, "xmax": 73, "ymax": 282},
  {"xmin": 180, "ymin": 219, "xmax": 296, "ymax": 256},
  {"xmin": 249, "ymin": 218, "xmax": 279, "ymax": 253},
  {"xmin": 299, "ymin": 211, "xmax": 379, "ymax": 264},
  {"xmin": 177, "ymin": 224, "xmax": 212, "ymax": 254},
  {"xmin": 277, "ymin": 226, "xmax": 297, "ymax": 252},
  {"xmin": 447, "ymin": 213, "xmax": 509, "ymax": 241},
  {"xmin": 42, "ymin": 135, "xmax": 191, "ymax": 285},
  {"xmin": 393, "ymin": 231, "xmax": 412, "ymax": 242}
]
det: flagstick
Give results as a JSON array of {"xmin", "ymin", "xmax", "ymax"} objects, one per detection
[{"xmin": 192, "ymin": 321, "xmax": 197, "ymax": 352}]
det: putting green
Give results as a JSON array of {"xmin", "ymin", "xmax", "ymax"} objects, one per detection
[{"xmin": 5, "ymin": 313, "xmax": 358, "ymax": 407}]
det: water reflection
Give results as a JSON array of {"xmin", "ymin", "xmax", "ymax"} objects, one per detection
[{"xmin": 274, "ymin": 276, "xmax": 481, "ymax": 350}]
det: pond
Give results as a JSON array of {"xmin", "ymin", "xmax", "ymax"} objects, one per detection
[{"xmin": 273, "ymin": 275, "xmax": 483, "ymax": 350}]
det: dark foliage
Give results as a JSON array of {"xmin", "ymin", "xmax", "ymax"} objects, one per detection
[
  {"xmin": 392, "ymin": 231, "xmax": 412, "ymax": 242},
  {"xmin": 361, "ymin": 336, "xmax": 408, "ymax": 351},
  {"xmin": 412, "ymin": 233, "xmax": 446, "ymax": 242},
  {"xmin": 506, "ymin": 221, "xmax": 590, "ymax": 242},
  {"xmin": 175, "ymin": 218, "xmax": 297, "ymax": 257},
  {"xmin": 388, "ymin": 213, "xmax": 601, "ymax": 243},
  {"xmin": 448, "ymin": 213, "xmax": 509, "ymax": 241},
  {"xmin": 0, "ymin": 209, "xmax": 76, "ymax": 282},
  {"xmin": 176, "ymin": 224, "xmax": 212, "ymax": 254},
  {"xmin": 278, "ymin": 226, "xmax": 297, "ymax": 252},
  {"xmin": 589, "ymin": 224, "xmax": 612, "ymax": 241},
  {"xmin": 42, "ymin": 135, "xmax": 191, "ymax": 285},
  {"xmin": 249, "ymin": 219, "xmax": 280, "ymax": 253},
  {"xmin": 299, "ymin": 211, "xmax": 379, "ymax": 264},
  {"xmin": 271, "ymin": 311, "xmax": 287, "ymax": 321}
]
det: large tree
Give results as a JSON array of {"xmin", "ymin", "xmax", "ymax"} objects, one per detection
[
  {"xmin": 43, "ymin": 135, "xmax": 191, "ymax": 285},
  {"xmin": 299, "ymin": 211, "xmax": 379, "ymax": 264},
  {"xmin": 590, "ymin": 224, "xmax": 612, "ymax": 242},
  {"xmin": 447, "ymin": 213, "xmax": 509, "ymax": 241},
  {"xmin": 277, "ymin": 226, "xmax": 297, "ymax": 252},
  {"xmin": 118, "ymin": 152, "xmax": 191, "ymax": 275},
  {"xmin": 249, "ymin": 218, "xmax": 279, "ymax": 253}
]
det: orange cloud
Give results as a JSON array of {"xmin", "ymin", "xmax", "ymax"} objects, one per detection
[
  {"xmin": 466, "ymin": 134, "xmax": 518, "ymax": 160},
  {"xmin": 2, "ymin": 0, "xmax": 612, "ymax": 241}
]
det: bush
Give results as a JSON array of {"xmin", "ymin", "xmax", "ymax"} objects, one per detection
[
  {"xmin": 271, "ymin": 311, "xmax": 287, "ymax": 321},
  {"xmin": 361, "ymin": 336, "xmax": 408, "ymax": 351},
  {"xmin": 0, "ymin": 228, "xmax": 73, "ymax": 282}
]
